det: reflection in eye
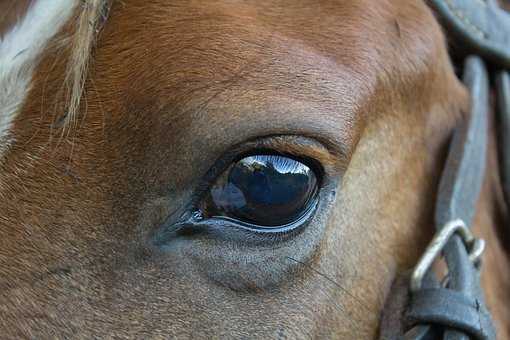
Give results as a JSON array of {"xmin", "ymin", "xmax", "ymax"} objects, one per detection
[{"xmin": 205, "ymin": 154, "xmax": 319, "ymax": 227}]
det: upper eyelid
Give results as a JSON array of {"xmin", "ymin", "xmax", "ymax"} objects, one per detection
[
  {"xmin": 206, "ymin": 134, "xmax": 339, "ymax": 183},
  {"xmin": 189, "ymin": 134, "xmax": 339, "ymax": 210},
  {"xmin": 250, "ymin": 135, "xmax": 345, "ymax": 173}
]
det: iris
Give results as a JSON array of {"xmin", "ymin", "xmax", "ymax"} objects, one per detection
[{"xmin": 207, "ymin": 155, "xmax": 318, "ymax": 227}]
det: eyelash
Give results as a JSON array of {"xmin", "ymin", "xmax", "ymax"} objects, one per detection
[{"xmin": 190, "ymin": 148, "xmax": 322, "ymax": 209}]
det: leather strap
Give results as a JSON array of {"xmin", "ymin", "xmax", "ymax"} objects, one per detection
[
  {"xmin": 379, "ymin": 56, "xmax": 496, "ymax": 340},
  {"xmin": 379, "ymin": 1, "xmax": 510, "ymax": 338},
  {"xmin": 406, "ymin": 56, "xmax": 495, "ymax": 340},
  {"xmin": 428, "ymin": 0, "xmax": 510, "ymax": 69},
  {"xmin": 407, "ymin": 289, "xmax": 495, "ymax": 340},
  {"xmin": 379, "ymin": 274, "xmax": 410, "ymax": 339},
  {"xmin": 497, "ymin": 71, "xmax": 510, "ymax": 208}
]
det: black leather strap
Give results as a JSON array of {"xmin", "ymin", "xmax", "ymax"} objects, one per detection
[
  {"xmin": 379, "ymin": 1, "xmax": 509, "ymax": 339},
  {"xmin": 497, "ymin": 71, "xmax": 510, "ymax": 208},
  {"xmin": 379, "ymin": 56, "xmax": 496, "ymax": 340},
  {"xmin": 428, "ymin": 0, "xmax": 510, "ymax": 69},
  {"xmin": 412, "ymin": 56, "xmax": 495, "ymax": 340},
  {"xmin": 406, "ymin": 289, "xmax": 495, "ymax": 340}
]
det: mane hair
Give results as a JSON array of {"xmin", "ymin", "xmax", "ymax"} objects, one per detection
[
  {"xmin": 0, "ymin": 0, "xmax": 80, "ymax": 157},
  {"xmin": 63, "ymin": 0, "xmax": 111, "ymax": 128}
]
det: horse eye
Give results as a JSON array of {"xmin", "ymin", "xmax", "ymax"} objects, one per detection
[{"xmin": 205, "ymin": 154, "xmax": 319, "ymax": 227}]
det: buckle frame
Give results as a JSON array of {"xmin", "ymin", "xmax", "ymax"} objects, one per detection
[{"xmin": 410, "ymin": 219, "xmax": 485, "ymax": 292}]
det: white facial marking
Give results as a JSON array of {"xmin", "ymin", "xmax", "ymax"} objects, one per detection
[{"xmin": 0, "ymin": 0, "xmax": 77, "ymax": 159}]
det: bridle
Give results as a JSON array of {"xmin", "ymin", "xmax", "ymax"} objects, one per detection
[{"xmin": 380, "ymin": 0, "xmax": 510, "ymax": 339}]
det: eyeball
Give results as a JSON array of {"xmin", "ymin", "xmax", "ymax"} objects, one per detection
[{"xmin": 205, "ymin": 154, "xmax": 319, "ymax": 227}]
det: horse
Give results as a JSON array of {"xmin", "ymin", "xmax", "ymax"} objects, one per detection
[{"xmin": 0, "ymin": 0, "xmax": 509, "ymax": 338}]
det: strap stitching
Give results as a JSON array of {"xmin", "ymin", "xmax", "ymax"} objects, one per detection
[
  {"xmin": 444, "ymin": 0, "xmax": 489, "ymax": 39},
  {"xmin": 475, "ymin": 299, "xmax": 485, "ymax": 337}
]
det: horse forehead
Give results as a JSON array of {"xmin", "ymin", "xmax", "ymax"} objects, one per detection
[
  {"xmin": 0, "ymin": 0, "xmax": 445, "ymax": 179},
  {"xmin": 103, "ymin": 0, "xmax": 392, "ymax": 75},
  {"xmin": 0, "ymin": 0, "xmax": 437, "ymax": 130},
  {"xmin": 93, "ymin": 0, "xmax": 440, "ymax": 109}
]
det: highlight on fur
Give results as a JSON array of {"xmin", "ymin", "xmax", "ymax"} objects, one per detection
[
  {"xmin": 0, "ymin": 0, "xmax": 77, "ymax": 157},
  {"xmin": 63, "ymin": 0, "xmax": 111, "ymax": 129}
]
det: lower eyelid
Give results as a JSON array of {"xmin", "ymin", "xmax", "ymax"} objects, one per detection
[
  {"xmin": 187, "ymin": 194, "xmax": 319, "ymax": 237},
  {"xmin": 151, "ymin": 177, "xmax": 332, "ymax": 248}
]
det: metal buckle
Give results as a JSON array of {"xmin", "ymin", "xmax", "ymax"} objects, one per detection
[{"xmin": 410, "ymin": 219, "xmax": 485, "ymax": 292}]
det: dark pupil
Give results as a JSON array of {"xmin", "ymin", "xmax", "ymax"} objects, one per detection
[{"xmin": 209, "ymin": 155, "xmax": 318, "ymax": 226}]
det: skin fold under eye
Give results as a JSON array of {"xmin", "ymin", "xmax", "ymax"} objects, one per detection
[{"xmin": 203, "ymin": 154, "xmax": 319, "ymax": 227}]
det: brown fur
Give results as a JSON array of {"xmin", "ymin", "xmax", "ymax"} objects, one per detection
[
  {"xmin": 0, "ymin": 1, "xmax": 30, "ymax": 36},
  {"xmin": 0, "ymin": 0, "xmax": 508, "ymax": 338}
]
